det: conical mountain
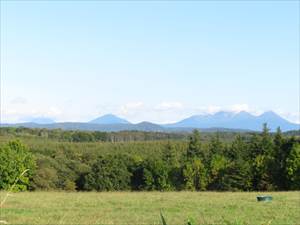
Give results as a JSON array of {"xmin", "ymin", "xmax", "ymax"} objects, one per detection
[{"xmin": 89, "ymin": 114, "xmax": 130, "ymax": 124}]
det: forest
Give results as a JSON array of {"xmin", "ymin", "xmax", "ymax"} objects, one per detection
[{"xmin": 0, "ymin": 124, "xmax": 299, "ymax": 192}]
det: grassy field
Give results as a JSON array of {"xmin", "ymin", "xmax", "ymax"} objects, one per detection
[{"xmin": 0, "ymin": 192, "xmax": 299, "ymax": 225}]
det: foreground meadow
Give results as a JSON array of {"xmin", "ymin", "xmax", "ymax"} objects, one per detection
[{"xmin": 1, "ymin": 192, "xmax": 299, "ymax": 225}]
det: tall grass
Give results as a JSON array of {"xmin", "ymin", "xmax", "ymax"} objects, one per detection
[
  {"xmin": 0, "ymin": 169, "xmax": 29, "ymax": 224},
  {"xmin": 160, "ymin": 212, "xmax": 194, "ymax": 225}
]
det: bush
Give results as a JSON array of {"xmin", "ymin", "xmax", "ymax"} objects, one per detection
[
  {"xmin": 84, "ymin": 154, "xmax": 131, "ymax": 191},
  {"xmin": 0, "ymin": 140, "xmax": 36, "ymax": 191}
]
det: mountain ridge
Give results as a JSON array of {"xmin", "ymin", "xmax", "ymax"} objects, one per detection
[
  {"xmin": 2, "ymin": 111, "xmax": 298, "ymax": 132},
  {"xmin": 89, "ymin": 114, "xmax": 130, "ymax": 124},
  {"xmin": 165, "ymin": 111, "xmax": 298, "ymax": 131}
]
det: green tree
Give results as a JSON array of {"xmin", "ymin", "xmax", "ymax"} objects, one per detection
[
  {"xmin": 162, "ymin": 142, "xmax": 177, "ymax": 165},
  {"xmin": 272, "ymin": 127, "xmax": 286, "ymax": 189},
  {"xmin": 183, "ymin": 158, "xmax": 207, "ymax": 191},
  {"xmin": 249, "ymin": 134, "xmax": 261, "ymax": 159},
  {"xmin": 207, "ymin": 154, "xmax": 229, "ymax": 190},
  {"xmin": 141, "ymin": 157, "xmax": 170, "ymax": 191},
  {"xmin": 162, "ymin": 142, "xmax": 182, "ymax": 189},
  {"xmin": 219, "ymin": 160, "xmax": 252, "ymax": 191},
  {"xmin": 31, "ymin": 155, "xmax": 59, "ymax": 190},
  {"xmin": 227, "ymin": 135, "xmax": 247, "ymax": 161},
  {"xmin": 72, "ymin": 131, "xmax": 95, "ymax": 142},
  {"xmin": 222, "ymin": 135, "xmax": 252, "ymax": 191},
  {"xmin": 84, "ymin": 154, "xmax": 131, "ymax": 191},
  {"xmin": 0, "ymin": 140, "xmax": 36, "ymax": 191},
  {"xmin": 187, "ymin": 130, "xmax": 206, "ymax": 160},
  {"xmin": 208, "ymin": 134, "xmax": 224, "ymax": 157},
  {"xmin": 261, "ymin": 123, "xmax": 274, "ymax": 155},
  {"xmin": 250, "ymin": 124, "xmax": 275, "ymax": 190},
  {"xmin": 286, "ymin": 143, "xmax": 300, "ymax": 190}
]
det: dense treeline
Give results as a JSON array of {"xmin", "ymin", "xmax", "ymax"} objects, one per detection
[
  {"xmin": 0, "ymin": 127, "xmax": 187, "ymax": 142},
  {"xmin": 0, "ymin": 124, "xmax": 299, "ymax": 191},
  {"xmin": 1, "ymin": 126, "xmax": 298, "ymax": 143},
  {"xmin": 0, "ymin": 126, "xmax": 273, "ymax": 143}
]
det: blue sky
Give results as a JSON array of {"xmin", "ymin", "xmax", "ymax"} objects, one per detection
[{"xmin": 1, "ymin": 1, "xmax": 299, "ymax": 123}]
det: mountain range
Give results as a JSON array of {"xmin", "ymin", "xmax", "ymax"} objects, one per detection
[
  {"xmin": 2, "ymin": 111, "xmax": 299, "ymax": 132},
  {"xmin": 166, "ymin": 111, "xmax": 298, "ymax": 131}
]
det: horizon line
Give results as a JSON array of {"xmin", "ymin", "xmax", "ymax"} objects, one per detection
[{"xmin": 2, "ymin": 110, "xmax": 299, "ymax": 125}]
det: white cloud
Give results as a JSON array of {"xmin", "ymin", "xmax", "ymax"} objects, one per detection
[
  {"xmin": 229, "ymin": 104, "xmax": 250, "ymax": 112},
  {"xmin": 48, "ymin": 107, "xmax": 62, "ymax": 116},
  {"xmin": 120, "ymin": 102, "xmax": 144, "ymax": 115},
  {"xmin": 1, "ymin": 106, "xmax": 62, "ymax": 123},
  {"xmin": 193, "ymin": 105, "xmax": 221, "ymax": 115},
  {"xmin": 195, "ymin": 104, "xmax": 260, "ymax": 116},
  {"xmin": 155, "ymin": 102, "xmax": 183, "ymax": 110},
  {"xmin": 10, "ymin": 97, "xmax": 27, "ymax": 104}
]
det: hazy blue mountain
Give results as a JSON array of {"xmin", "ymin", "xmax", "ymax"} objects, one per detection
[
  {"xmin": 135, "ymin": 122, "xmax": 165, "ymax": 132},
  {"xmin": 2, "ymin": 111, "xmax": 298, "ymax": 132},
  {"xmin": 166, "ymin": 111, "xmax": 298, "ymax": 131},
  {"xmin": 255, "ymin": 111, "xmax": 299, "ymax": 131},
  {"xmin": 89, "ymin": 114, "xmax": 130, "ymax": 124}
]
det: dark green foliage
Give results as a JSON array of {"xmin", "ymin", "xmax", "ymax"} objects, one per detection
[
  {"xmin": 162, "ymin": 142, "xmax": 183, "ymax": 190},
  {"xmin": 0, "ymin": 124, "xmax": 299, "ymax": 191},
  {"xmin": 30, "ymin": 154, "xmax": 59, "ymax": 190},
  {"xmin": 187, "ymin": 130, "xmax": 203, "ymax": 159},
  {"xmin": 216, "ymin": 160, "xmax": 252, "ymax": 191},
  {"xmin": 207, "ymin": 154, "xmax": 229, "ymax": 190},
  {"xmin": 141, "ymin": 157, "xmax": 171, "ymax": 191},
  {"xmin": 183, "ymin": 158, "xmax": 207, "ymax": 191},
  {"xmin": 71, "ymin": 131, "xmax": 95, "ymax": 142},
  {"xmin": 208, "ymin": 133, "xmax": 224, "ymax": 156},
  {"xmin": 84, "ymin": 154, "xmax": 131, "ymax": 191},
  {"xmin": 217, "ymin": 135, "xmax": 252, "ymax": 191},
  {"xmin": 0, "ymin": 127, "xmax": 188, "ymax": 142},
  {"xmin": 285, "ymin": 143, "xmax": 300, "ymax": 189},
  {"xmin": 272, "ymin": 127, "xmax": 286, "ymax": 189},
  {"xmin": 250, "ymin": 124, "xmax": 275, "ymax": 190}
]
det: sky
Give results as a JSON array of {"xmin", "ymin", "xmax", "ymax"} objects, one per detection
[{"xmin": 1, "ymin": 1, "xmax": 299, "ymax": 124}]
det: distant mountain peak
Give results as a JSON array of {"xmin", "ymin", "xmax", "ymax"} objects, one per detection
[
  {"xmin": 137, "ymin": 121, "xmax": 158, "ymax": 126},
  {"xmin": 5, "ymin": 110, "xmax": 298, "ymax": 132},
  {"xmin": 234, "ymin": 111, "xmax": 253, "ymax": 118},
  {"xmin": 166, "ymin": 110, "xmax": 298, "ymax": 131},
  {"xmin": 213, "ymin": 111, "xmax": 235, "ymax": 117},
  {"xmin": 260, "ymin": 110, "xmax": 277, "ymax": 117},
  {"xmin": 135, "ymin": 121, "xmax": 165, "ymax": 131},
  {"xmin": 236, "ymin": 110, "xmax": 251, "ymax": 115},
  {"xmin": 89, "ymin": 114, "xmax": 130, "ymax": 124}
]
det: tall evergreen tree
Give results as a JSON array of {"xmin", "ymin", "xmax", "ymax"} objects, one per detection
[
  {"xmin": 208, "ymin": 133, "xmax": 224, "ymax": 162},
  {"xmin": 217, "ymin": 135, "xmax": 252, "ymax": 191},
  {"xmin": 187, "ymin": 130, "xmax": 204, "ymax": 159},
  {"xmin": 286, "ymin": 143, "xmax": 300, "ymax": 190},
  {"xmin": 162, "ymin": 141, "xmax": 178, "ymax": 166},
  {"xmin": 228, "ymin": 135, "xmax": 247, "ymax": 161},
  {"xmin": 251, "ymin": 124, "xmax": 275, "ymax": 190},
  {"xmin": 272, "ymin": 127, "xmax": 286, "ymax": 189},
  {"xmin": 183, "ymin": 158, "xmax": 207, "ymax": 191}
]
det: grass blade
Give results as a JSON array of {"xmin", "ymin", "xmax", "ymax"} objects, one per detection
[{"xmin": 160, "ymin": 211, "xmax": 168, "ymax": 225}]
